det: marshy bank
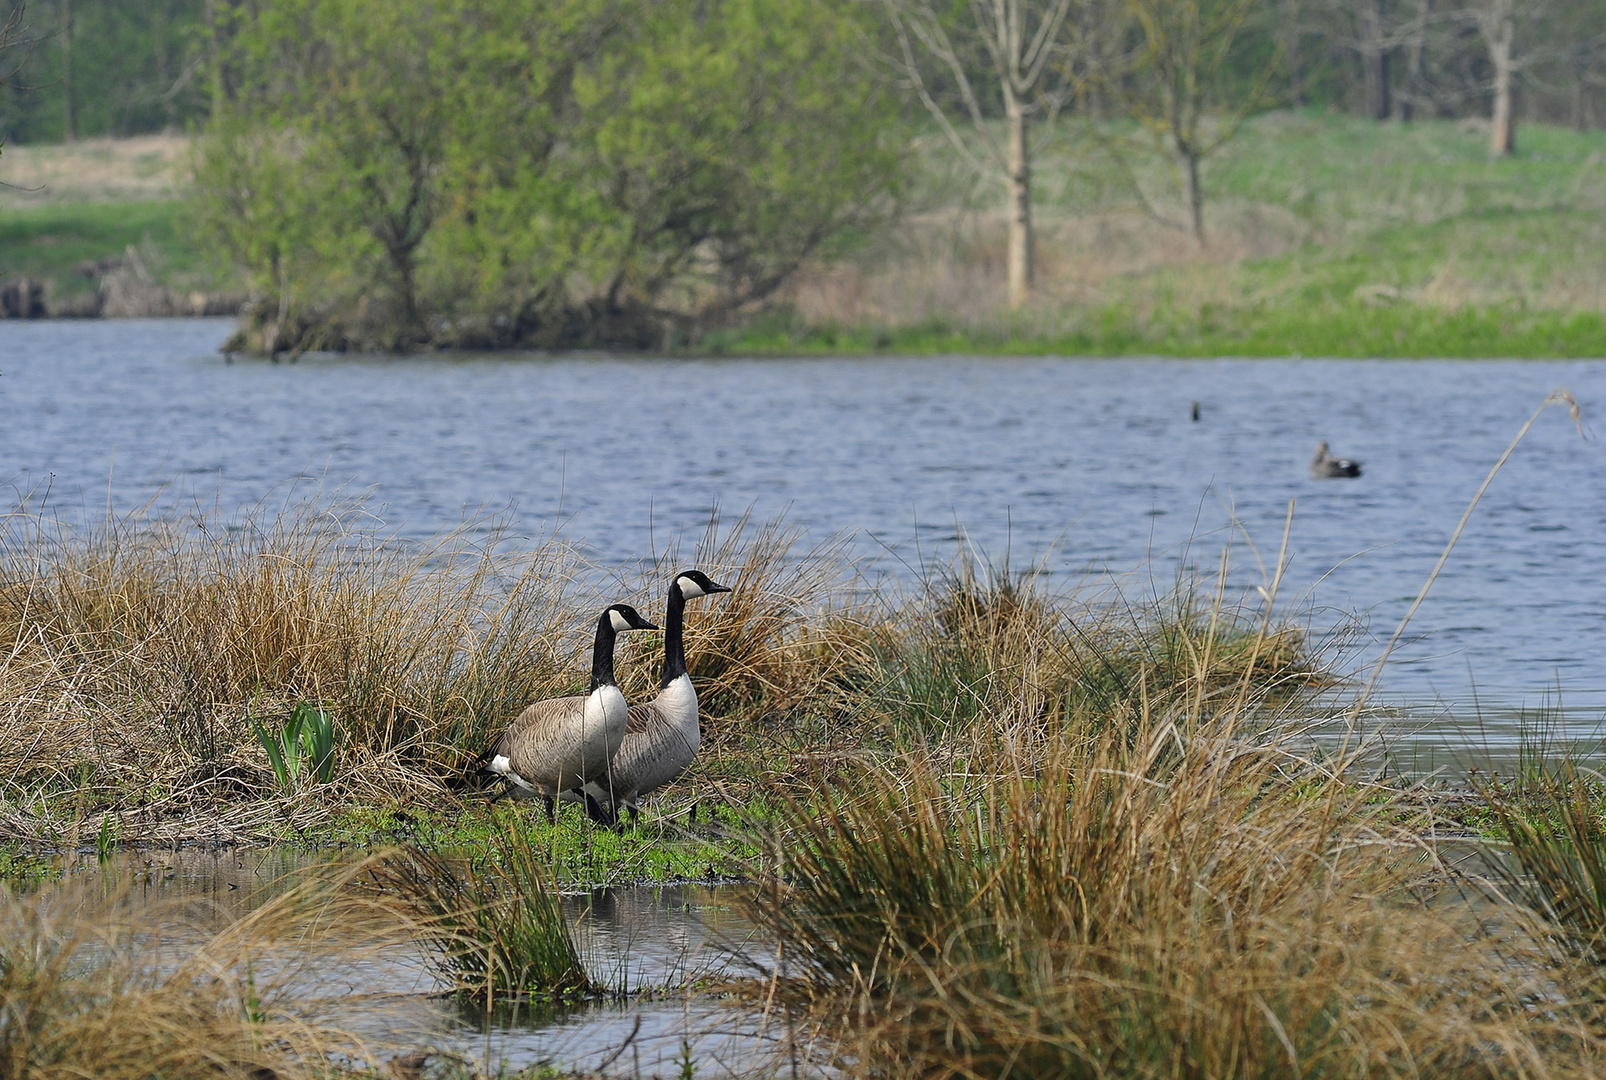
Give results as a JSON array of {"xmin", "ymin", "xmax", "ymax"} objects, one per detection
[
  {"xmin": 0, "ymin": 489, "xmax": 1325, "ymax": 856},
  {"xmin": 9, "ymin": 496, "xmax": 1606, "ymax": 1074},
  {"xmin": 9, "ymin": 581, "xmax": 1606, "ymax": 1076}
]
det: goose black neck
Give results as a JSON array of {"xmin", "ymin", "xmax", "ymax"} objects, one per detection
[
  {"xmin": 590, "ymin": 613, "xmax": 619, "ymax": 693},
  {"xmin": 661, "ymin": 584, "xmax": 687, "ymax": 689}
]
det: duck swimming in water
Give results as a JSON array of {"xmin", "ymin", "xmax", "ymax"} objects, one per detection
[{"xmin": 1310, "ymin": 441, "xmax": 1362, "ymax": 479}]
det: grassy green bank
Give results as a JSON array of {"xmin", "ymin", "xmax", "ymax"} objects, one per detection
[
  {"xmin": 7, "ymin": 115, "xmax": 1606, "ymax": 355},
  {"xmin": 738, "ymin": 113, "xmax": 1606, "ymax": 358},
  {"xmin": 718, "ymin": 303, "xmax": 1606, "ymax": 358},
  {"xmin": 0, "ymin": 200, "xmax": 211, "ymax": 301}
]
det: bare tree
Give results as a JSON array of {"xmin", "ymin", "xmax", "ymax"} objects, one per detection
[
  {"xmin": 882, "ymin": 0, "xmax": 1075, "ymax": 309},
  {"xmin": 1468, "ymin": 0, "xmax": 1555, "ymax": 155},
  {"xmin": 1120, "ymin": 0, "xmax": 1279, "ymax": 247}
]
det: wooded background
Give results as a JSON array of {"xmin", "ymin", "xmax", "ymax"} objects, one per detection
[{"xmin": 2, "ymin": 0, "xmax": 1603, "ymax": 352}]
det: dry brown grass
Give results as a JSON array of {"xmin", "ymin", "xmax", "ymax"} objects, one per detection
[
  {"xmin": 0, "ymin": 857, "xmax": 418, "ymax": 1079},
  {"xmin": 0, "ymin": 493, "xmax": 594, "ymax": 840},
  {"xmin": 0, "ymin": 134, "xmax": 192, "ymax": 207},
  {"xmin": 0, "ymin": 488, "xmax": 1327, "ymax": 842},
  {"xmin": 751, "ymin": 695, "xmax": 1606, "ymax": 1079},
  {"xmin": 786, "ymin": 201, "xmax": 1310, "ymax": 334}
]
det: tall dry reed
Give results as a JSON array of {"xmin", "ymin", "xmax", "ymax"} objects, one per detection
[
  {"xmin": 753, "ymin": 700, "xmax": 1606, "ymax": 1077},
  {"xmin": 0, "ymin": 858, "xmax": 416, "ymax": 1079}
]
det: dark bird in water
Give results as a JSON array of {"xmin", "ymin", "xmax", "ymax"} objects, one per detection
[
  {"xmin": 1310, "ymin": 441, "xmax": 1362, "ymax": 479},
  {"xmin": 1190, "ymin": 401, "xmax": 1201, "ymax": 421}
]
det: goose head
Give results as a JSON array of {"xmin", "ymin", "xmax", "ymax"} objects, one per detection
[
  {"xmin": 673, "ymin": 569, "xmax": 732, "ymax": 599},
  {"xmin": 1312, "ymin": 441, "xmax": 1331, "ymax": 461},
  {"xmin": 605, "ymin": 604, "xmax": 659, "ymax": 633}
]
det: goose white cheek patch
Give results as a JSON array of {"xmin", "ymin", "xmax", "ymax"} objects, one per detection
[
  {"xmin": 678, "ymin": 578, "xmax": 706, "ymax": 598},
  {"xmin": 610, "ymin": 609, "xmax": 632, "ymax": 632}
]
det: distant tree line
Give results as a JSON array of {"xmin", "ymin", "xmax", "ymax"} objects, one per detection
[
  {"xmin": 2, "ymin": 0, "xmax": 1604, "ymax": 346},
  {"xmin": 0, "ymin": 0, "xmax": 213, "ymax": 140},
  {"xmin": 1, "ymin": 0, "xmax": 1602, "ymax": 145}
]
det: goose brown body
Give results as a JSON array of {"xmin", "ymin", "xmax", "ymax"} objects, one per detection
[
  {"xmin": 578, "ymin": 570, "xmax": 730, "ymax": 826},
  {"xmin": 481, "ymin": 603, "xmax": 656, "ymax": 818}
]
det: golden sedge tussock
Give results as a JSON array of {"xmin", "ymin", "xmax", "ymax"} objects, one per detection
[{"xmin": 754, "ymin": 703, "xmax": 1606, "ymax": 1079}]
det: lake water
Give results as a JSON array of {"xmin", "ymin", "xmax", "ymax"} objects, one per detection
[
  {"xmin": 3, "ymin": 318, "xmax": 1605, "ymax": 747},
  {"xmin": 64, "ymin": 849, "xmax": 809, "ymax": 1077}
]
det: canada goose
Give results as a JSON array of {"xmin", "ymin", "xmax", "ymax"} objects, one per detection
[
  {"xmin": 481, "ymin": 602, "xmax": 659, "ymax": 821},
  {"xmin": 578, "ymin": 569, "xmax": 731, "ymax": 827},
  {"xmin": 1310, "ymin": 441, "xmax": 1362, "ymax": 479}
]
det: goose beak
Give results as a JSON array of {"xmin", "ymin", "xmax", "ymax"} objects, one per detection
[
  {"xmin": 707, "ymin": 581, "xmax": 732, "ymax": 594},
  {"xmin": 636, "ymin": 618, "xmax": 660, "ymax": 632}
]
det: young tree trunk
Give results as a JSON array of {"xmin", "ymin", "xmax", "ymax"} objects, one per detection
[
  {"xmin": 1004, "ymin": 86, "xmax": 1032, "ymax": 309},
  {"xmin": 61, "ymin": 0, "xmax": 75, "ymax": 141},
  {"xmin": 205, "ymin": 0, "xmax": 226, "ymax": 116},
  {"xmin": 1488, "ymin": 16, "xmax": 1516, "ymax": 155},
  {"xmin": 1359, "ymin": 0, "xmax": 1390, "ymax": 120},
  {"xmin": 153, "ymin": 0, "xmax": 176, "ymax": 130},
  {"xmin": 1282, "ymin": 0, "xmax": 1305, "ymax": 107},
  {"xmin": 1399, "ymin": 24, "xmax": 1424, "ymax": 121},
  {"xmin": 1178, "ymin": 140, "xmax": 1204, "ymax": 248}
]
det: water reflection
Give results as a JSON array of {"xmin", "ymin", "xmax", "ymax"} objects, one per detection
[{"xmin": 39, "ymin": 848, "xmax": 803, "ymax": 1076}]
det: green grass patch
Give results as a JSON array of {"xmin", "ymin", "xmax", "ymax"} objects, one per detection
[
  {"xmin": 315, "ymin": 797, "xmax": 766, "ymax": 887},
  {"xmin": 0, "ymin": 199, "xmax": 216, "ymax": 296},
  {"xmin": 711, "ymin": 302, "xmax": 1606, "ymax": 358}
]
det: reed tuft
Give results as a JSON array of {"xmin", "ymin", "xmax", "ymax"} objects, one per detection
[
  {"xmin": 369, "ymin": 830, "xmax": 591, "ymax": 1001},
  {"xmin": 751, "ymin": 701, "xmax": 1606, "ymax": 1078}
]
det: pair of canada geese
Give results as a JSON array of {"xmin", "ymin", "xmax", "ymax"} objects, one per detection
[{"xmin": 479, "ymin": 569, "xmax": 730, "ymax": 828}]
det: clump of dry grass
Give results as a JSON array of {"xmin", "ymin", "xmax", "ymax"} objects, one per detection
[
  {"xmin": 0, "ymin": 492, "xmax": 593, "ymax": 835},
  {"xmin": 0, "ymin": 858, "xmax": 413, "ymax": 1079},
  {"xmin": 368, "ymin": 832, "xmax": 591, "ymax": 1002},
  {"xmin": 616, "ymin": 511, "xmax": 869, "ymax": 724},
  {"xmin": 752, "ymin": 698, "xmax": 1606, "ymax": 1079},
  {"xmin": 861, "ymin": 550, "xmax": 1327, "ymax": 750}
]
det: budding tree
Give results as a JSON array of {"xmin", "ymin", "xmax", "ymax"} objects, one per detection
[
  {"xmin": 1119, "ymin": 0, "xmax": 1280, "ymax": 247},
  {"xmin": 882, "ymin": 0, "xmax": 1076, "ymax": 309}
]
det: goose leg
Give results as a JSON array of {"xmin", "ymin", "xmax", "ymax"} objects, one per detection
[
  {"xmin": 582, "ymin": 790, "xmax": 617, "ymax": 828},
  {"xmin": 543, "ymin": 795, "xmax": 556, "ymax": 823}
]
